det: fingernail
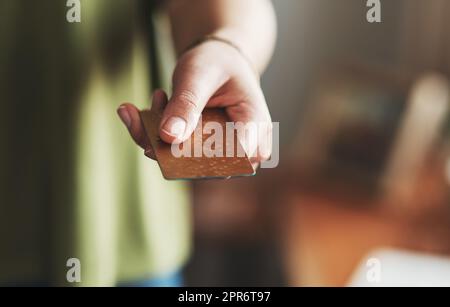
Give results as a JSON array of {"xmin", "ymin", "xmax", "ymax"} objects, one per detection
[
  {"xmin": 153, "ymin": 89, "xmax": 164, "ymax": 102},
  {"xmin": 252, "ymin": 162, "xmax": 260, "ymax": 171},
  {"xmin": 162, "ymin": 117, "xmax": 186, "ymax": 140},
  {"xmin": 118, "ymin": 107, "xmax": 132, "ymax": 129}
]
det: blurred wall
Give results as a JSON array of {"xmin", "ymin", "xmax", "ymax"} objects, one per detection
[{"xmin": 262, "ymin": 0, "xmax": 409, "ymax": 148}]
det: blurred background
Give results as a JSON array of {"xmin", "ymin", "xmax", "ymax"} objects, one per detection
[{"xmin": 184, "ymin": 0, "xmax": 450, "ymax": 286}]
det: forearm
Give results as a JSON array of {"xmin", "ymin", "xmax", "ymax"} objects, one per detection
[{"xmin": 167, "ymin": 0, "xmax": 277, "ymax": 74}]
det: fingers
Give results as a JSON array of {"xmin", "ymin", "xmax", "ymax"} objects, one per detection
[
  {"xmin": 250, "ymin": 160, "xmax": 260, "ymax": 172},
  {"xmin": 159, "ymin": 59, "xmax": 228, "ymax": 144},
  {"xmin": 151, "ymin": 89, "xmax": 169, "ymax": 114},
  {"xmin": 238, "ymin": 114, "xmax": 273, "ymax": 167},
  {"xmin": 118, "ymin": 90, "xmax": 169, "ymax": 160},
  {"xmin": 256, "ymin": 116, "xmax": 273, "ymax": 162},
  {"xmin": 223, "ymin": 81, "xmax": 273, "ymax": 165},
  {"xmin": 144, "ymin": 147, "xmax": 156, "ymax": 160},
  {"xmin": 117, "ymin": 103, "xmax": 150, "ymax": 150}
]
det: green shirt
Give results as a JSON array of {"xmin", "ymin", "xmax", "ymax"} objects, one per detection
[{"xmin": 0, "ymin": 0, "xmax": 190, "ymax": 286}]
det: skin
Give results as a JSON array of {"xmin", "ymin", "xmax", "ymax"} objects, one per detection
[{"xmin": 117, "ymin": 0, "xmax": 277, "ymax": 167}]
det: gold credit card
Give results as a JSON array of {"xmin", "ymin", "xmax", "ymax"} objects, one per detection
[{"xmin": 140, "ymin": 108, "xmax": 255, "ymax": 180}]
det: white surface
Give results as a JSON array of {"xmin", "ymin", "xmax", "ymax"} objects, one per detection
[{"xmin": 349, "ymin": 248, "xmax": 450, "ymax": 287}]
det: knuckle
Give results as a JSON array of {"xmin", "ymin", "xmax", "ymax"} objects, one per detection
[{"xmin": 175, "ymin": 89, "xmax": 200, "ymax": 110}]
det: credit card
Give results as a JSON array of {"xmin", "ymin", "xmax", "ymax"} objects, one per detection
[{"xmin": 140, "ymin": 108, "xmax": 255, "ymax": 180}]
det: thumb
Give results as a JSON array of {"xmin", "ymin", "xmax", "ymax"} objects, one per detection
[{"xmin": 159, "ymin": 62, "xmax": 227, "ymax": 144}]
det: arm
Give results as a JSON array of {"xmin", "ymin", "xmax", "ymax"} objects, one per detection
[
  {"xmin": 118, "ymin": 0, "xmax": 277, "ymax": 165},
  {"xmin": 168, "ymin": 0, "xmax": 277, "ymax": 74}
]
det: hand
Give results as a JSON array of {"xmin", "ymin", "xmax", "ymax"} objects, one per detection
[{"xmin": 117, "ymin": 40, "xmax": 273, "ymax": 167}]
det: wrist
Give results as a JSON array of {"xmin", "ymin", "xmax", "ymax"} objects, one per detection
[{"xmin": 182, "ymin": 34, "xmax": 260, "ymax": 78}]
